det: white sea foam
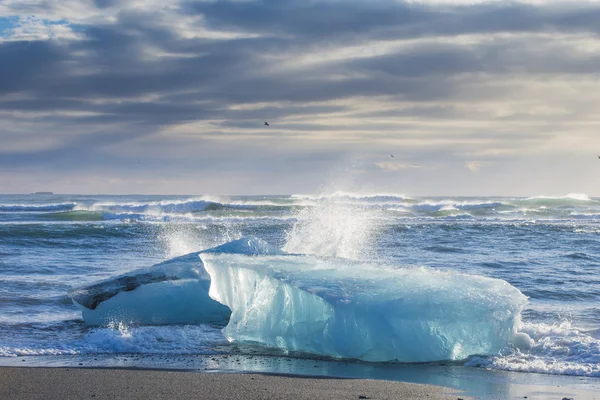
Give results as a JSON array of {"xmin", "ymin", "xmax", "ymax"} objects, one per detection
[
  {"xmin": 0, "ymin": 325, "xmax": 226, "ymax": 357},
  {"xmin": 79, "ymin": 324, "xmax": 225, "ymax": 354},
  {"xmin": 0, "ymin": 347, "xmax": 78, "ymax": 357},
  {"xmin": 466, "ymin": 321, "xmax": 600, "ymax": 376}
]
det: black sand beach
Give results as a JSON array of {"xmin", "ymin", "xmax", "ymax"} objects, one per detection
[
  {"xmin": 0, "ymin": 367, "xmax": 466, "ymax": 400},
  {"xmin": 2, "ymin": 366, "xmax": 599, "ymax": 400}
]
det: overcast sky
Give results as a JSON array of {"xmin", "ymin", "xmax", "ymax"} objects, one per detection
[{"xmin": 1, "ymin": 0, "xmax": 599, "ymax": 196}]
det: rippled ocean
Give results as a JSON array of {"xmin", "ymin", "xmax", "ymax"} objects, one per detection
[{"xmin": 1, "ymin": 192, "xmax": 599, "ymax": 390}]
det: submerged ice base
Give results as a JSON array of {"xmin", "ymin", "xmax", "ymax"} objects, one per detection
[{"xmin": 201, "ymin": 252, "xmax": 528, "ymax": 362}]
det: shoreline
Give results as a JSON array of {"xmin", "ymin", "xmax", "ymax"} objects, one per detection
[
  {"xmin": 1, "ymin": 359, "xmax": 599, "ymax": 400},
  {"xmin": 0, "ymin": 367, "xmax": 467, "ymax": 400}
]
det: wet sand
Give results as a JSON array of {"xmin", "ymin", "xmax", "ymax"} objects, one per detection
[{"xmin": 0, "ymin": 367, "xmax": 468, "ymax": 400}]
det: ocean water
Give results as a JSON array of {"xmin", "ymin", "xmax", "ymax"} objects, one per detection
[{"xmin": 1, "ymin": 192, "xmax": 599, "ymax": 384}]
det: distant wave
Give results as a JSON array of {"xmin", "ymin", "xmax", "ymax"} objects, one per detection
[
  {"xmin": 38, "ymin": 209, "xmax": 295, "ymax": 223},
  {"xmin": 74, "ymin": 198, "xmax": 295, "ymax": 215},
  {"xmin": 0, "ymin": 203, "xmax": 76, "ymax": 212},
  {"xmin": 2, "ymin": 194, "xmax": 599, "ymax": 224},
  {"xmin": 80, "ymin": 198, "xmax": 216, "ymax": 214},
  {"xmin": 40, "ymin": 210, "xmax": 105, "ymax": 221},
  {"xmin": 0, "ymin": 224, "xmax": 137, "ymax": 240},
  {"xmin": 526, "ymin": 193, "xmax": 592, "ymax": 202},
  {"xmin": 411, "ymin": 201, "xmax": 505, "ymax": 211},
  {"xmin": 522, "ymin": 193, "xmax": 598, "ymax": 206},
  {"xmin": 291, "ymin": 191, "xmax": 409, "ymax": 203}
]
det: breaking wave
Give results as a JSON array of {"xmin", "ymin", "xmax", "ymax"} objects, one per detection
[
  {"xmin": 2, "ymin": 193, "xmax": 599, "ymax": 224},
  {"xmin": 466, "ymin": 321, "xmax": 600, "ymax": 377}
]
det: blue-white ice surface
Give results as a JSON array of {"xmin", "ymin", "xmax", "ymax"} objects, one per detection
[
  {"xmin": 68, "ymin": 237, "xmax": 282, "ymax": 326},
  {"xmin": 70, "ymin": 237, "xmax": 528, "ymax": 362}
]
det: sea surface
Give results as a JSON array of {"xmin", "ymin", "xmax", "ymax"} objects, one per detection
[{"xmin": 1, "ymin": 192, "xmax": 599, "ymax": 394}]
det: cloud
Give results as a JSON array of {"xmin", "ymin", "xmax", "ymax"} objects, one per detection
[
  {"xmin": 1, "ymin": 16, "xmax": 80, "ymax": 41},
  {"xmin": 375, "ymin": 162, "xmax": 423, "ymax": 171},
  {"xmin": 1, "ymin": 0, "xmax": 600, "ymax": 194},
  {"xmin": 466, "ymin": 161, "xmax": 482, "ymax": 172}
]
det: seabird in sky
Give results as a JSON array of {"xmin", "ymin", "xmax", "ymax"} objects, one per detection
[
  {"xmin": 264, "ymin": 121, "xmax": 269, "ymax": 126},
  {"xmin": 390, "ymin": 154, "xmax": 394, "ymax": 158}
]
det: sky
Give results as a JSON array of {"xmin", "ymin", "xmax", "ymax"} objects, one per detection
[{"xmin": 1, "ymin": 0, "xmax": 600, "ymax": 196}]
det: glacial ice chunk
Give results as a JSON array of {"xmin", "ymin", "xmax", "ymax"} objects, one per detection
[
  {"xmin": 69, "ymin": 237, "xmax": 282, "ymax": 326},
  {"xmin": 200, "ymin": 253, "xmax": 528, "ymax": 362},
  {"xmin": 70, "ymin": 236, "xmax": 529, "ymax": 363}
]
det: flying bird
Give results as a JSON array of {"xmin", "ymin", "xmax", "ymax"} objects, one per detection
[
  {"xmin": 390, "ymin": 154, "xmax": 394, "ymax": 158},
  {"xmin": 264, "ymin": 121, "xmax": 269, "ymax": 126},
  {"xmin": 598, "ymin": 155, "xmax": 600, "ymax": 159}
]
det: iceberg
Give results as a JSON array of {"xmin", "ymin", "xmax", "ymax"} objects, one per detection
[
  {"xmin": 200, "ymin": 252, "xmax": 528, "ymax": 362},
  {"xmin": 68, "ymin": 237, "xmax": 282, "ymax": 326},
  {"xmin": 70, "ymin": 236, "xmax": 529, "ymax": 363}
]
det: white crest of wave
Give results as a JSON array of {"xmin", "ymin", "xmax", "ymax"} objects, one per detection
[
  {"xmin": 439, "ymin": 204, "xmax": 459, "ymax": 211},
  {"xmin": 565, "ymin": 193, "xmax": 592, "ymax": 201},
  {"xmin": 77, "ymin": 195, "xmax": 223, "ymax": 212},
  {"xmin": 526, "ymin": 193, "xmax": 592, "ymax": 201},
  {"xmin": 283, "ymin": 195, "xmax": 382, "ymax": 259},
  {"xmin": 291, "ymin": 191, "xmax": 408, "ymax": 202}
]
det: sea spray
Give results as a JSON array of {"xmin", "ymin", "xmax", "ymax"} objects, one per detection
[
  {"xmin": 156, "ymin": 217, "xmax": 242, "ymax": 259},
  {"xmin": 283, "ymin": 195, "xmax": 383, "ymax": 259}
]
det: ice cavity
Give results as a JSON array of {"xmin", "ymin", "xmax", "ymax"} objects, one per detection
[
  {"xmin": 69, "ymin": 237, "xmax": 283, "ymax": 326},
  {"xmin": 201, "ymin": 252, "xmax": 528, "ymax": 362}
]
